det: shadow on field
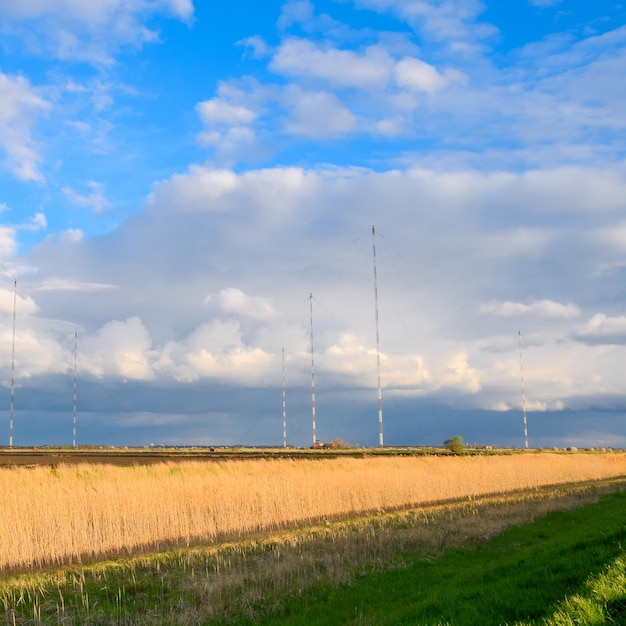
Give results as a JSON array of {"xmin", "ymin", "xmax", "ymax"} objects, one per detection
[{"xmin": 261, "ymin": 490, "xmax": 626, "ymax": 625}]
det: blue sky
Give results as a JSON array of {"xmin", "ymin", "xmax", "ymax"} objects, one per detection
[{"xmin": 1, "ymin": 0, "xmax": 626, "ymax": 449}]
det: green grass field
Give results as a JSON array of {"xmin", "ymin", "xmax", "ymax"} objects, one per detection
[{"xmin": 257, "ymin": 490, "xmax": 626, "ymax": 626}]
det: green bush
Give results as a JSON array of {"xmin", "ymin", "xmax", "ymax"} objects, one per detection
[{"xmin": 444, "ymin": 435, "xmax": 466, "ymax": 454}]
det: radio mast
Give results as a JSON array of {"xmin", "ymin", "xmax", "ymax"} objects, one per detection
[
  {"xmin": 518, "ymin": 330, "xmax": 529, "ymax": 449},
  {"xmin": 9, "ymin": 280, "xmax": 16, "ymax": 448},
  {"xmin": 372, "ymin": 226, "xmax": 384, "ymax": 447},
  {"xmin": 309, "ymin": 293, "xmax": 317, "ymax": 447},
  {"xmin": 282, "ymin": 347, "xmax": 287, "ymax": 448},
  {"xmin": 73, "ymin": 331, "xmax": 78, "ymax": 448}
]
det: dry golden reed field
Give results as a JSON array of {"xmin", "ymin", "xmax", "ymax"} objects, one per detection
[{"xmin": 1, "ymin": 452, "xmax": 625, "ymax": 572}]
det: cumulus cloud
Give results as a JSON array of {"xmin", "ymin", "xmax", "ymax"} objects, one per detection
[
  {"xmin": 283, "ymin": 88, "xmax": 356, "ymax": 137},
  {"xmin": 146, "ymin": 167, "xmax": 240, "ymax": 210},
  {"xmin": 9, "ymin": 156, "xmax": 626, "ymax": 443},
  {"xmin": 59, "ymin": 229, "xmax": 84, "ymax": 243},
  {"xmin": 326, "ymin": 333, "xmax": 434, "ymax": 391},
  {"xmin": 80, "ymin": 316, "xmax": 156, "ymax": 380},
  {"xmin": 188, "ymin": 6, "xmax": 626, "ymax": 168},
  {"xmin": 571, "ymin": 313, "xmax": 626, "ymax": 345},
  {"xmin": 196, "ymin": 99, "xmax": 257, "ymax": 126},
  {"xmin": 271, "ymin": 39, "xmax": 394, "ymax": 89},
  {"xmin": 0, "ymin": 285, "xmax": 38, "ymax": 315},
  {"xmin": 204, "ymin": 287, "xmax": 277, "ymax": 321},
  {"xmin": 155, "ymin": 320, "xmax": 274, "ymax": 384},
  {"xmin": 2, "ymin": 0, "xmax": 626, "ymax": 448},
  {"xmin": 394, "ymin": 57, "xmax": 453, "ymax": 93},
  {"xmin": 440, "ymin": 353, "xmax": 482, "ymax": 393}
]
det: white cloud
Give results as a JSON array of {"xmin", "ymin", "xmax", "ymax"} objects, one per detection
[
  {"xmin": 355, "ymin": 0, "xmax": 496, "ymax": 49},
  {"xmin": 10, "ymin": 159, "xmax": 626, "ymax": 438},
  {"xmin": 15, "ymin": 212, "xmax": 47, "ymax": 232},
  {"xmin": 187, "ymin": 12, "xmax": 626, "ymax": 169},
  {"xmin": 326, "ymin": 332, "xmax": 433, "ymax": 390},
  {"xmin": 277, "ymin": 0, "xmax": 347, "ymax": 36},
  {"xmin": 147, "ymin": 167, "xmax": 240, "ymax": 210},
  {"xmin": 0, "ymin": 72, "xmax": 49, "ymax": 181},
  {"xmin": 30, "ymin": 278, "xmax": 116, "ymax": 292},
  {"xmin": 480, "ymin": 300, "xmax": 582, "ymax": 319},
  {"xmin": 31, "ymin": 212, "xmax": 47, "ymax": 229},
  {"xmin": 205, "ymin": 287, "xmax": 277, "ymax": 321},
  {"xmin": 156, "ymin": 320, "xmax": 274, "ymax": 384},
  {"xmin": 0, "ymin": 326, "xmax": 69, "ymax": 379},
  {"xmin": 0, "ymin": 0, "xmax": 625, "ymax": 447},
  {"xmin": 571, "ymin": 313, "xmax": 626, "ymax": 345},
  {"xmin": 80, "ymin": 316, "xmax": 156, "ymax": 380},
  {"xmin": 195, "ymin": 81, "xmax": 270, "ymax": 159},
  {"xmin": 60, "ymin": 229, "xmax": 84, "ymax": 243},
  {"xmin": 271, "ymin": 39, "xmax": 394, "ymax": 89},
  {"xmin": 283, "ymin": 88, "xmax": 356, "ymax": 137},
  {"xmin": 62, "ymin": 182, "xmax": 110, "ymax": 214},
  {"xmin": 519, "ymin": 167, "xmax": 626, "ymax": 213},
  {"xmin": 237, "ymin": 35, "xmax": 271, "ymax": 59},
  {"xmin": 198, "ymin": 126, "xmax": 257, "ymax": 161},
  {"xmin": 0, "ymin": 227, "xmax": 17, "ymax": 257},
  {"xmin": 596, "ymin": 221, "xmax": 626, "ymax": 251},
  {"xmin": 440, "ymin": 353, "xmax": 482, "ymax": 393},
  {"xmin": 196, "ymin": 99, "xmax": 257, "ymax": 126},
  {"xmin": 394, "ymin": 57, "xmax": 450, "ymax": 93},
  {"xmin": 0, "ymin": 0, "xmax": 194, "ymax": 64},
  {"xmin": 277, "ymin": 0, "xmax": 315, "ymax": 30},
  {"xmin": 0, "ymin": 0, "xmax": 192, "ymax": 22},
  {"xmin": 0, "ymin": 285, "xmax": 38, "ymax": 315}
]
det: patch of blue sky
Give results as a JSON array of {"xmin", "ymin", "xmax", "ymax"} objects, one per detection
[{"xmin": 485, "ymin": 0, "xmax": 626, "ymax": 49}]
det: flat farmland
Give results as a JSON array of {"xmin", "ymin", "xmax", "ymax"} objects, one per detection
[
  {"xmin": 0, "ymin": 449, "xmax": 625, "ymax": 624},
  {"xmin": 1, "ymin": 449, "xmax": 625, "ymax": 573},
  {"xmin": 0, "ymin": 447, "xmax": 345, "ymax": 467}
]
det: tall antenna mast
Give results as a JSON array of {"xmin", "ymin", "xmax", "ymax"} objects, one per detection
[
  {"xmin": 518, "ymin": 330, "xmax": 529, "ymax": 449},
  {"xmin": 9, "ymin": 280, "xmax": 16, "ymax": 448},
  {"xmin": 372, "ymin": 226, "xmax": 384, "ymax": 447},
  {"xmin": 282, "ymin": 347, "xmax": 287, "ymax": 448},
  {"xmin": 309, "ymin": 293, "xmax": 317, "ymax": 447},
  {"xmin": 73, "ymin": 331, "xmax": 78, "ymax": 448}
]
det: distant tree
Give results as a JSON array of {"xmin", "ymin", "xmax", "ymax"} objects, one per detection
[
  {"xmin": 444, "ymin": 435, "xmax": 465, "ymax": 454},
  {"xmin": 330, "ymin": 437, "xmax": 351, "ymax": 449}
]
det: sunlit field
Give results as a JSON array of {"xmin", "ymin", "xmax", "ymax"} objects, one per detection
[{"xmin": 1, "ymin": 451, "xmax": 625, "ymax": 573}]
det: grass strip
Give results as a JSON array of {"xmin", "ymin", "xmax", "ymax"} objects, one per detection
[
  {"xmin": 258, "ymin": 489, "xmax": 626, "ymax": 625},
  {"xmin": 539, "ymin": 552, "xmax": 626, "ymax": 625}
]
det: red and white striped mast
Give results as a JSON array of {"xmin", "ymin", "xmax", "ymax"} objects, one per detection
[
  {"xmin": 281, "ymin": 347, "xmax": 287, "ymax": 448},
  {"xmin": 309, "ymin": 292, "xmax": 317, "ymax": 447},
  {"xmin": 518, "ymin": 330, "xmax": 529, "ymax": 449},
  {"xmin": 73, "ymin": 331, "xmax": 78, "ymax": 448},
  {"xmin": 372, "ymin": 226, "xmax": 384, "ymax": 447},
  {"xmin": 9, "ymin": 280, "xmax": 16, "ymax": 448}
]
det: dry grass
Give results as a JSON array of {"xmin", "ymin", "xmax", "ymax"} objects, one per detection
[
  {"xmin": 2, "ymin": 479, "xmax": 624, "ymax": 625},
  {"xmin": 1, "ymin": 451, "xmax": 625, "ymax": 572}
]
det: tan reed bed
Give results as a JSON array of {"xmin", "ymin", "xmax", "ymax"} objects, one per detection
[{"xmin": 1, "ymin": 452, "xmax": 625, "ymax": 572}]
